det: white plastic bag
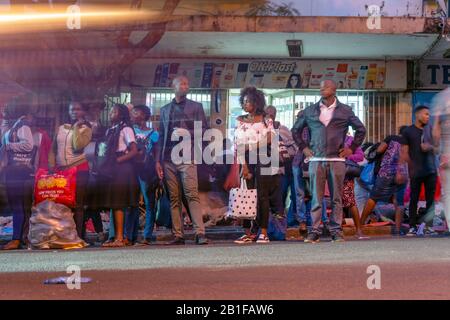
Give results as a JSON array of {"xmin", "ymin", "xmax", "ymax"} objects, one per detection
[{"xmin": 28, "ymin": 200, "xmax": 87, "ymax": 250}]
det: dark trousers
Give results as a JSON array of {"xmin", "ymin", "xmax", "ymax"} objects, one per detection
[
  {"xmin": 243, "ymin": 170, "xmax": 280, "ymax": 231},
  {"xmin": 269, "ymin": 174, "xmax": 285, "ymax": 216},
  {"xmin": 409, "ymin": 174, "xmax": 437, "ymax": 227},
  {"xmin": 74, "ymin": 170, "xmax": 89, "ymax": 239},
  {"xmin": 5, "ymin": 165, "xmax": 33, "ymax": 242}
]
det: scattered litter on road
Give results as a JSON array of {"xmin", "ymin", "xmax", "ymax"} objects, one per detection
[{"xmin": 44, "ymin": 277, "xmax": 92, "ymax": 285}]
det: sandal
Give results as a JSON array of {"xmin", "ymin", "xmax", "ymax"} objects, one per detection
[
  {"xmin": 2, "ymin": 240, "xmax": 21, "ymax": 250},
  {"xmin": 102, "ymin": 239, "xmax": 126, "ymax": 248},
  {"xmin": 355, "ymin": 232, "xmax": 370, "ymax": 240}
]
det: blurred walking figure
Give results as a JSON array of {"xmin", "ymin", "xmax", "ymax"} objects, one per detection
[
  {"xmin": 1, "ymin": 102, "xmax": 34, "ymax": 250},
  {"xmin": 432, "ymin": 89, "xmax": 450, "ymax": 233}
]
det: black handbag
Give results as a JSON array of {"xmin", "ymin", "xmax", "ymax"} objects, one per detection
[{"xmin": 345, "ymin": 159, "xmax": 362, "ymax": 178}]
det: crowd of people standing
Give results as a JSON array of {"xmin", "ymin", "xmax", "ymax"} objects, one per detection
[{"xmin": 0, "ymin": 76, "xmax": 448, "ymax": 250}]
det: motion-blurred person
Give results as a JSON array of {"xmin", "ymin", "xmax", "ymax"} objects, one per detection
[
  {"xmin": 1, "ymin": 102, "xmax": 34, "ymax": 250},
  {"xmin": 432, "ymin": 89, "xmax": 450, "ymax": 233}
]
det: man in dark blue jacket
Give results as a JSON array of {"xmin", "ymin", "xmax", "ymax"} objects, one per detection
[{"xmin": 292, "ymin": 80, "xmax": 366, "ymax": 243}]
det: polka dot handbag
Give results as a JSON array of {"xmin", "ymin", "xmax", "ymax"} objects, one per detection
[{"xmin": 226, "ymin": 178, "xmax": 257, "ymax": 220}]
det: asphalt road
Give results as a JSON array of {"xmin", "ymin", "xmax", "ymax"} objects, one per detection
[{"xmin": 1, "ymin": 237, "xmax": 450, "ymax": 299}]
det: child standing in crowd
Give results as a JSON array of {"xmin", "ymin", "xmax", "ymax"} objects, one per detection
[
  {"xmin": 126, "ymin": 105, "xmax": 159, "ymax": 245},
  {"xmin": 342, "ymin": 134, "xmax": 367, "ymax": 239},
  {"xmin": 101, "ymin": 104, "xmax": 139, "ymax": 247},
  {"xmin": 49, "ymin": 102, "xmax": 92, "ymax": 239},
  {"xmin": 233, "ymin": 86, "xmax": 276, "ymax": 244},
  {"xmin": 1, "ymin": 103, "xmax": 35, "ymax": 250}
]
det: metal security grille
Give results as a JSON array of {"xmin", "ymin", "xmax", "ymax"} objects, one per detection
[
  {"xmin": 146, "ymin": 89, "xmax": 211, "ymax": 118},
  {"xmin": 362, "ymin": 91, "xmax": 398, "ymax": 144},
  {"xmin": 101, "ymin": 92, "xmax": 131, "ymax": 126},
  {"xmin": 292, "ymin": 90, "xmax": 399, "ymax": 143}
]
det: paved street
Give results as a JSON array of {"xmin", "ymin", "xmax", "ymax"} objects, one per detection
[{"xmin": 1, "ymin": 237, "xmax": 450, "ymax": 299}]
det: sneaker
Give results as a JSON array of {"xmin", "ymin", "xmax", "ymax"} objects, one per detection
[
  {"xmin": 355, "ymin": 231, "xmax": 370, "ymax": 240},
  {"xmin": 195, "ymin": 234, "xmax": 209, "ymax": 245},
  {"xmin": 256, "ymin": 234, "xmax": 270, "ymax": 244},
  {"xmin": 322, "ymin": 223, "xmax": 330, "ymax": 237},
  {"xmin": 424, "ymin": 226, "xmax": 437, "ymax": 236},
  {"xmin": 331, "ymin": 233, "xmax": 345, "ymax": 242},
  {"xmin": 406, "ymin": 227, "xmax": 417, "ymax": 237},
  {"xmin": 304, "ymin": 233, "xmax": 320, "ymax": 243},
  {"xmin": 416, "ymin": 223, "xmax": 426, "ymax": 236},
  {"xmin": 392, "ymin": 228, "xmax": 406, "ymax": 237},
  {"xmin": 166, "ymin": 237, "xmax": 185, "ymax": 245},
  {"xmin": 299, "ymin": 222, "xmax": 308, "ymax": 240},
  {"xmin": 234, "ymin": 234, "xmax": 255, "ymax": 244},
  {"xmin": 135, "ymin": 239, "xmax": 152, "ymax": 246}
]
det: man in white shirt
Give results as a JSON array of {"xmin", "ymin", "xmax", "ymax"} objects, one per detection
[{"xmin": 292, "ymin": 80, "xmax": 366, "ymax": 243}]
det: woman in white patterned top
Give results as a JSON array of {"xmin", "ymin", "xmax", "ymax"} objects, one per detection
[{"xmin": 233, "ymin": 87, "xmax": 277, "ymax": 244}]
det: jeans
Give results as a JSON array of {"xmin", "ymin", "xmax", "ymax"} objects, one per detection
[
  {"xmin": 289, "ymin": 165, "xmax": 306, "ymax": 225},
  {"xmin": 123, "ymin": 176, "xmax": 157, "ymax": 242},
  {"xmin": 355, "ymin": 178, "xmax": 370, "ymax": 216},
  {"xmin": 289, "ymin": 165, "xmax": 328, "ymax": 226},
  {"xmin": 309, "ymin": 161, "xmax": 346, "ymax": 236},
  {"xmin": 141, "ymin": 177, "xmax": 157, "ymax": 240}
]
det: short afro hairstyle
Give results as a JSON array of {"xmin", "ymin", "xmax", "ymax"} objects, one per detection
[
  {"xmin": 239, "ymin": 86, "xmax": 266, "ymax": 115},
  {"xmin": 414, "ymin": 105, "xmax": 429, "ymax": 114}
]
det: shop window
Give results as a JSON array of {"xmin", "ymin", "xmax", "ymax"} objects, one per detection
[
  {"xmin": 146, "ymin": 89, "xmax": 211, "ymax": 123},
  {"xmin": 101, "ymin": 92, "xmax": 132, "ymax": 126},
  {"xmin": 227, "ymin": 89, "xmax": 399, "ymax": 144}
]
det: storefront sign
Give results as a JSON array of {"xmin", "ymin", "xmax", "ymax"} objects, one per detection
[
  {"xmin": 420, "ymin": 60, "xmax": 450, "ymax": 89},
  {"xmin": 149, "ymin": 60, "xmax": 387, "ymax": 90}
]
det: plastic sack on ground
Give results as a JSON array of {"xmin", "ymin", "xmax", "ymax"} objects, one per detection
[{"xmin": 28, "ymin": 200, "xmax": 87, "ymax": 250}]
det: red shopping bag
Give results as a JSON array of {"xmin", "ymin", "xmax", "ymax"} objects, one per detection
[
  {"xmin": 223, "ymin": 153, "xmax": 240, "ymax": 192},
  {"xmin": 34, "ymin": 167, "xmax": 77, "ymax": 207}
]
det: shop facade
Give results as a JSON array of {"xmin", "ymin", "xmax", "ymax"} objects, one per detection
[{"xmin": 122, "ymin": 58, "xmax": 410, "ymax": 144}]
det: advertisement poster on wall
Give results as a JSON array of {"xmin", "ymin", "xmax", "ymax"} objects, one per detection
[{"xmin": 150, "ymin": 60, "xmax": 387, "ymax": 89}]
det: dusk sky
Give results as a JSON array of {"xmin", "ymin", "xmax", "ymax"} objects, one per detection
[
  {"xmin": 271, "ymin": 0, "xmax": 424, "ymax": 16},
  {"xmin": 0, "ymin": 0, "xmax": 428, "ymax": 16}
]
